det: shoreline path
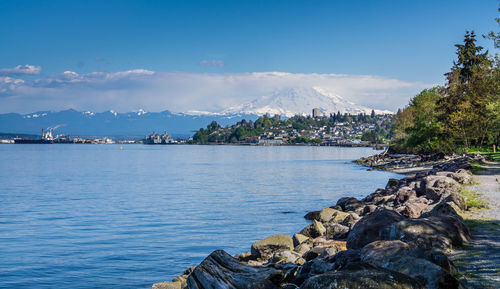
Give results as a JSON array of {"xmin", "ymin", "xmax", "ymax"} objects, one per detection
[{"xmin": 451, "ymin": 160, "xmax": 500, "ymax": 289}]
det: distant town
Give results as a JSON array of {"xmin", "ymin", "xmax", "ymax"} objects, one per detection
[
  {"xmin": 190, "ymin": 109, "xmax": 393, "ymax": 147},
  {"xmin": 0, "ymin": 108, "xmax": 393, "ymax": 147}
]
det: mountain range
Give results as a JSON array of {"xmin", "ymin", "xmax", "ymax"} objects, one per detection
[{"xmin": 0, "ymin": 87, "xmax": 392, "ymax": 138}]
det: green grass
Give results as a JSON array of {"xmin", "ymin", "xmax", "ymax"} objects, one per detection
[
  {"xmin": 466, "ymin": 147, "xmax": 500, "ymax": 162},
  {"xmin": 460, "ymin": 189, "xmax": 489, "ymax": 210},
  {"xmin": 470, "ymin": 161, "xmax": 485, "ymax": 174},
  {"xmin": 484, "ymin": 152, "xmax": 500, "ymax": 162}
]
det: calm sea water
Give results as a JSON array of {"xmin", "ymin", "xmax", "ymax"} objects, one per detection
[{"xmin": 0, "ymin": 144, "xmax": 399, "ymax": 288}]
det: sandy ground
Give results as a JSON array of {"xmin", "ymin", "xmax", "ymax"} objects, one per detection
[{"xmin": 451, "ymin": 161, "xmax": 500, "ymax": 289}]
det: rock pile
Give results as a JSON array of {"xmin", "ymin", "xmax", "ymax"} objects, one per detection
[
  {"xmin": 153, "ymin": 155, "xmax": 478, "ymax": 289},
  {"xmin": 355, "ymin": 153, "xmax": 483, "ymax": 173}
]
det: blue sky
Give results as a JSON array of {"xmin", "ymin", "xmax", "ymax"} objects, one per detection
[{"xmin": 0, "ymin": 0, "xmax": 498, "ymax": 113}]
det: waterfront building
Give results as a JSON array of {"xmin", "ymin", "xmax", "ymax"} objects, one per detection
[{"xmin": 312, "ymin": 108, "xmax": 321, "ymax": 118}]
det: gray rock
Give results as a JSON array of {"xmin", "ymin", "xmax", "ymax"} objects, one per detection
[
  {"xmin": 324, "ymin": 249, "xmax": 361, "ymax": 271},
  {"xmin": 420, "ymin": 199, "xmax": 463, "ymax": 220},
  {"xmin": 186, "ymin": 250, "xmax": 282, "ymax": 289},
  {"xmin": 300, "ymin": 262, "xmax": 424, "ymax": 289},
  {"xmin": 299, "ymin": 220, "xmax": 326, "ymax": 238},
  {"xmin": 394, "ymin": 186, "xmax": 417, "ymax": 206},
  {"xmin": 292, "ymin": 233, "xmax": 309, "ymax": 247},
  {"xmin": 436, "ymin": 170, "xmax": 474, "ymax": 185},
  {"xmin": 270, "ymin": 250, "xmax": 302, "ymax": 264},
  {"xmin": 317, "ymin": 245, "xmax": 343, "ymax": 258},
  {"xmin": 360, "ymin": 240, "xmax": 460, "ymax": 289},
  {"xmin": 423, "ymin": 176, "xmax": 461, "ymax": 201},
  {"xmin": 362, "ymin": 204, "xmax": 378, "ymax": 215},
  {"xmin": 303, "ymin": 211, "xmax": 319, "ymax": 221},
  {"xmin": 346, "ymin": 207, "xmax": 404, "ymax": 249},
  {"xmin": 360, "ymin": 240, "xmax": 412, "ymax": 265},
  {"xmin": 400, "ymin": 202, "xmax": 428, "ymax": 218},
  {"xmin": 315, "ymin": 207, "xmax": 350, "ymax": 223},
  {"xmin": 152, "ymin": 281, "xmax": 182, "ymax": 289},
  {"xmin": 294, "ymin": 243, "xmax": 311, "ymax": 256},
  {"xmin": 385, "ymin": 178, "xmax": 401, "ymax": 190},
  {"xmin": 325, "ymin": 223, "xmax": 350, "ymax": 239},
  {"xmin": 385, "ymin": 216, "xmax": 471, "ymax": 250},
  {"xmin": 251, "ymin": 234, "xmax": 294, "ymax": 260},
  {"xmin": 340, "ymin": 212, "xmax": 361, "ymax": 228}
]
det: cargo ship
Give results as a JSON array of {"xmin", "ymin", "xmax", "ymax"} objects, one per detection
[{"xmin": 14, "ymin": 129, "xmax": 54, "ymax": 144}]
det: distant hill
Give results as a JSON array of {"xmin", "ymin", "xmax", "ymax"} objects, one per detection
[{"xmin": 0, "ymin": 109, "xmax": 258, "ymax": 139}]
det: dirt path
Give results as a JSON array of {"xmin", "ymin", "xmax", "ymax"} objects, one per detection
[{"xmin": 451, "ymin": 161, "xmax": 500, "ymax": 289}]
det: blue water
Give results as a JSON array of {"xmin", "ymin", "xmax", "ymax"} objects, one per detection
[{"xmin": 0, "ymin": 144, "xmax": 399, "ymax": 288}]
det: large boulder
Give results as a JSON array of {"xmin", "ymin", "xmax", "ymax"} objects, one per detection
[
  {"xmin": 423, "ymin": 176, "xmax": 461, "ymax": 201},
  {"xmin": 360, "ymin": 240, "xmax": 412, "ymax": 265},
  {"xmin": 317, "ymin": 207, "xmax": 350, "ymax": 223},
  {"xmin": 362, "ymin": 204, "xmax": 378, "ymax": 216},
  {"xmin": 394, "ymin": 186, "xmax": 417, "ymax": 206},
  {"xmin": 385, "ymin": 216, "xmax": 471, "ymax": 250},
  {"xmin": 292, "ymin": 233, "xmax": 309, "ymax": 247},
  {"xmin": 299, "ymin": 220, "xmax": 326, "ymax": 238},
  {"xmin": 270, "ymin": 250, "xmax": 303, "ymax": 265},
  {"xmin": 382, "ymin": 256, "xmax": 460, "ymax": 289},
  {"xmin": 303, "ymin": 244, "xmax": 343, "ymax": 261},
  {"xmin": 340, "ymin": 212, "xmax": 361, "ymax": 228},
  {"xmin": 324, "ymin": 249, "xmax": 361, "ymax": 271},
  {"xmin": 303, "ymin": 211, "xmax": 319, "ymax": 221},
  {"xmin": 346, "ymin": 208, "xmax": 404, "ymax": 249},
  {"xmin": 436, "ymin": 170, "xmax": 474, "ymax": 185},
  {"xmin": 421, "ymin": 200, "xmax": 463, "ymax": 220},
  {"xmin": 186, "ymin": 250, "xmax": 282, "ymax": 289},
  {"xmin": 251, "ymin": 234, "xmax": 294, "ymax": 260},
  {"xmin": 400, "ymin": 201, "xmax": 428, "ymax": 218},
  {"xmin": 294, "ymin": 243, "xmax": 311, "ymax": 256},
  {"xmin": 325, "ymin": 223, "xmax": 350, "ymax": 239},
  {"xmin": 361, "ymin": 241, "xmax": 460, "ymax": 289},
  {"xmin": 336, "ymin": 197, "xmax": 364, "ymax": 213},
  {"xmin": 300, "ymin": 262, "xmax": 424, "ymax": 289}
]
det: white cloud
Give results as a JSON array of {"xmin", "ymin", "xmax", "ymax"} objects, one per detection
[
  {"xmin": 0, "ymin": 69, "xmax": 432, "ymax": 114},
  {"xmin": 199, "ymin": 60, "xmax": 225, "ymax": 67},
  {"xmin": 0, "ymin": 76, "xmax": 25, "ymax": 94},
  {"xmin": 0, "ymin": 64, "xmax": 41, "ymax": 76}
]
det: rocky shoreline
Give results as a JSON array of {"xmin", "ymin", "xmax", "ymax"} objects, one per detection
[{"xmin": 153, "ymin": 153, "xmax": 485, "ymax": 289}]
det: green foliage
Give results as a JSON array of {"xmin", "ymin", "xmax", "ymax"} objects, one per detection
[
  {"xmin": 361, "ymin": 130, "xmax": 384, "ymax": 144},
  {"xmin": 392, "ymin": 88, "xmax": 445, "ymax": 153},
  {"xmin": 485, "ymin": 3, "xmax": 500, "ymax": 48},
  {"xmin": 392, "ymin": 28, "xmax": 500, "ymax": 154}
]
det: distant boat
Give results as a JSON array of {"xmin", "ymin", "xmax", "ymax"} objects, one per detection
[
  {"xmin": 14, "ymin": 129, "xmax": 54, "ymax": 144},
  {"xmin": 144, "ymin": 131, "xmax": 177, "ymax": 145}
]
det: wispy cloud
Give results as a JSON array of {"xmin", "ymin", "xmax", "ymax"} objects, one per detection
[
  {"xmin": 199, "ymin": 60, "xmax": 225, "ymax": 67},
  {"xmin": 0, "ymin": 64, "xmax": 41, "ymax": 76},
  {"xmin": 0, "ymin": 69, "xmax": 432, "ymax": 114}
]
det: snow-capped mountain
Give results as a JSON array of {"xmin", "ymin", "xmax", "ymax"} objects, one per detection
[{"xmin": 223, "ymin": 87, "xmax": 391, "ymax": 117}]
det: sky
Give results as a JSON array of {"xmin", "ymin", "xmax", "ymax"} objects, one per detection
[{"xmin": 0, "ymin": 0, "xmax": 498, "ymax": 113}]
